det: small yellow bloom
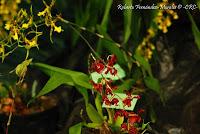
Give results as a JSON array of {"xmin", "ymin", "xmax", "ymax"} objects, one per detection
[
  {"xmin": 16, "ymin": 0, "xmax": 21, "ymax": 4},
  {"xmin": 29, "ymin": 40, "xmax": 37, "ymax": 47},
  {"xmin": 5, "ymin": 23, "xmax": 11, "ymax": 30},
  {"xmin": 173, "ymin": 14, "xmax": 178, "ymax": 19},
  {"xmin": 162, "ymin": 26, "xmax": 168, "ymax": 33},
  {"xmin": 54, "ymin": 25, "xmax": 62, "ymax": 33},
  {"xmin": 150, "ymin": 44, "xmax": 155, "ymax": 50},
  {"xmin": 157, "ymin": 11, "xmax": 163, "ymax": 17},
  {"xmin": 25, "ymin": 37, "xmax": 37, "ymax": 49},
  {"xmin": 165, "ymin": 17, "xmax": 172, "ymax": 27},
  {"xmin": 22, "ymin": 23, "xmax": 29, "ymax": 29},
  {"xmin": 0, "ymin": 46, "xmax": 4, "ymax": 54},
  {"xmin": 37, "ymin": 9, "xmax": 47, "ymax": 17},
  {"xmin": 12, "ymin": 32, "xmax": 18, "ymax": 40},
  {"xmin": 22, "ymin": 17, "xmax": 33, "ymax": 29},
  {"xmin": 147, "ymin": 28, "xmax": 155, "ymax": 38}
]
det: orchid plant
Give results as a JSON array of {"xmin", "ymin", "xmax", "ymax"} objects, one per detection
[{"xmin": 78, "ymin": 54, "xmax": 149, "ymax": 134}]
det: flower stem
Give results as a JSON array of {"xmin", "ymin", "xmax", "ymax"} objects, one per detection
[{"xmin": 106, "ymin": 108, "xmax": 114, "ymax": 124}]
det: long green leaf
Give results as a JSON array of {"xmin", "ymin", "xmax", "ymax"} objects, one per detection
[
  {"xmin": 96, "ymin": 0, "xmax": 113, "ymax": 53},
  {"xmin": 131, "ymin": 12, "xmax": 142, "ymax": 47},
  {"xmin": 188, "ymin": 13, "xmax": 200, "ymax": 50},
  {"xmin": 95, "ymin": 94, "xmax": 103, "ymax": 118},
  {"xmin": 101, "ymin": 0, "xmax": 113, "ymax": 31},
  {"xmin": 134, "ymin": 53, "xmax": 152, "ymax": 77},
  {"xmin": 37, "ymin": 73, "xmax": 73, "ymax": 97},
  {"xmin": 123, "ymin": 0, "xmax": 132, "ymax": 44},
  {"xmin": 86, "ymin": 103, "xmax": 104, "ymax": 124},
  {"xmin": 183, "ymin": 0, "xmax": 200, "ymax": 50},
  {"xmin": 32, "ymin": 63, "xmax": 92, "ymax": 98}
]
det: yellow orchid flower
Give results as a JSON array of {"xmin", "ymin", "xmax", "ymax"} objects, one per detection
[
  {"xmin": 25, "ymin": 37, "xmax": 38, "ymax": 49},
  {"xmin": 12, "ymin": 31, "xmax": 19, "ymax": 40},
  {"xmin": 22, "ymin": 17, "xmax": 33, "ymax": 29},
  {"xmin": 5, "ymin": 23, "xmax": 11, "ymax": 30},
  {"xmin": 0, "ymin": 46, "xmax": 4, "ymax": 54},
  {"xmin": 54, "ymin": 25, "xmax": 62, "ymax": 33},
  {"xmin": 37, "ymin": 8, "xmax": 47, "ymax": 17}
]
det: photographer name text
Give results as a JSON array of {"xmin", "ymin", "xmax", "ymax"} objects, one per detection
[{"xmin": 117, "ymin": 4, "xmax": 198, "ymax": 10}]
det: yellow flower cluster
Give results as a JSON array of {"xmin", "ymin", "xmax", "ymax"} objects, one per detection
[
  {"xmin": 0, "ymin": 0, "xmax": 21, "ymax": 21},
  {"xmin": 37, "ymin": 0, "xmax": 63, "ymax": 34},
  {"xmin": 155, "ymin": 0, "xmax": 178, "ymax": 33},
  {"xmin": 0, "ymin": 8, "xmax": 42, "ymax": 62},
  {"xmin": 0, "ymin": 0, "xmax": 21, "ymax": 39},
  {"xmin": 4, "ymin": 9, "xmax": 35, "ymax": 41},
  {"xmin": 136, "ymin": 28, "xmax": 156, "ymax": 60},
  {"xmin": 136, "ymin": 0, "xmax": 179, "ymax": 60},
  {"xmin": 0, "ymin": 0, "xmax": 64, "ymax": 83},
  {"xmin": 0, "ymin": 0, "xmax": 63, "ymax": 63}
]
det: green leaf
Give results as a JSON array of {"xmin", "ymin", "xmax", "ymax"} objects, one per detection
[
  {"xmin": 114, "ymin": 116, "xmax": 124, "ymax": 127},
  {"xmin": 183, "ymin": 0, "xmax": 200, "ymax": 50},
  {"xmin": 84, "ymin": 122, "xmax": 102, "ymax": 128},
  {"xmin": 101, "ymin": 0, "xmax": 113, "ymax": 31},
  {"xmin": 197, "ymin": 0, "xmax": 200, "ymax": 9},
  {"xmin": 132, "ymin": 67, "xmax": 142, "ymax": 81},
  {"xmin": 95, "ymin": 94, "xmax": 103, "ymax": 118},
  {"xmin": 144, "ymin": 76, "xmax": 160, "ymax": 94},
  {"xmin": 150, "ymin": 106, "xmax": 157, "ymax": 123},
  {"xmin": 0, "ymin": 85, "xmax": 8, "ymax": 98},
  {"xmin": 131, "ymin": 12, "xmax": 142, "ymax": 46},
  {"xmin": 91, "ymin": 64, "xmax": 126, "ymax": 83},
  {"xmin": 189, "ymin": 13, "xmax": 200, "ymax": 50},
  {"xmin": 134, "ymin": 53, "xmax": 152, "ymax": 77},
  {"xmin": 123, "ymin": 0, "xmax": 132, "ymax": 44},
  {"xmin": 115, "ymin": 79, "xmax": 135, "ymax": 93},
  {"xmin": 86, "ymin": 103, "xmax": 104, "ymax": 124},
  {"xmin": 32, "ymin": 63, "xmax": 92, "ymax": 98},
  {"xmin": 36, "ymin": 73, "xmax": 73, "ymax": 97},
  {"xmin": 69, "ymin": 122, "xmax": 82, "ymax": 134},
  {"xmin": 142, "ymin": 121, "xmax": 150, "ymax": 130},
  {"xmin": 76, "ymin": 86, "xmax": 89, "ymax": 105}
]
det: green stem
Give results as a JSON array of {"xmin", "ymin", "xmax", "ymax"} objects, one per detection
[
  {"xmin": 106, "ymin": 108, "xmax": 114, "ymax": 124},
  {"xmin": 59, "ymin": 17, "xmax": 136, "ymax": 63},
  {"xmin": 25, "ymin": 49, "xmax": 29, "ymax": 60},
  {"xmin": 69, "ymin": 25, "xmax": 99, "ymax": 58}
]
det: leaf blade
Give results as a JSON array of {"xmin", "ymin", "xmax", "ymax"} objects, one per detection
[
  {"xmin": 69, "ymin": 122, "xmax": 82, "ymax": 134},
  {"xmin": 144, "ymin": 76, "xmax": 160, "ymax": 94},
  {"xmin": 86, "ymin": 103, "xmax": 104, "ymax": 124},
  {"xmin": 123, "ymin": 0, "xmax": 132, "ymax": 44},
  {"xmin": 32, "ymin": 63, "xmax": 92, "ymax": 98}
]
